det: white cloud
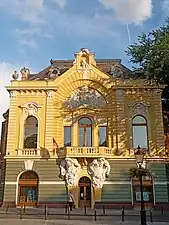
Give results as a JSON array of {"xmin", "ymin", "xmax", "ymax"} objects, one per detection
[
  {"xmin": 15, "ymin": 28, "xmax": 53, "ymax": 48},
  {"xmin": 98, "ymin": 0, "xmax": 153, "ymax": 25},
  {"xmin": 52, "ymin": 0, "xmax": 67, "ymax": 8},
  {"xmin": 0, "ymin": 0, "xmax": 45, "ymax": 24},
  {"xmin": 0, "ymin": 62, "xmax": 20, "ymax": 130}
]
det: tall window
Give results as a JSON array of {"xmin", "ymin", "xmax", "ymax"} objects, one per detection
[
  {"xmin": 132, "ymin": 116, "xmax": 148, "ymax": 149},
  {"xmin": 99, "ymin": 126, "xmax": 107, "ymax": 146},
  {"xmin": 64, "ymin": 126, "xmax": 71, "ymax": 147},
  {"xmin": 24, "ymin": 116, "xmax": 38, "ymax": 149},
  {"xmin": 78, "ymin": 117, "xmax": 92, "ymax": 147}
]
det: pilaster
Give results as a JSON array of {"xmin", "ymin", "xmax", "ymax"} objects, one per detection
[
  {"xmin": 116, "ymin": 89, "xmax": 126, "ymax": 155},
  {"xmin": 152, "ymin": 89, "xmax": 165, "ymax": 154},
  {"xmin": 6, "ymin": 91, "xmax": 17, "ymax": 156},
  {"xmin": 45, "ymin": 90, "xmax": 54, "ymax": 151}
]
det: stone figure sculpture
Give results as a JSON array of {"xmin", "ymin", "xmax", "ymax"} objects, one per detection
[
  {"xmin": 20, "ymin": 67, "xmax": 30, "ymax": 80},
  {"xmin": 60, "ymin": 158, "xmax": 81, "ymax": 186},
  {"xmin": 88, "ymin": 158, "xmax": 110, "ymax": 188}
]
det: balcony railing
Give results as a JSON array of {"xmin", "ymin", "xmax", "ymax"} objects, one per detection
[
  {"xmin": 17, "ymin": 149, "xmax": 40, "ymax": 156},
  {"xmin": 56, "ymin": 146, "xmax": 114, "ymax": 158}
]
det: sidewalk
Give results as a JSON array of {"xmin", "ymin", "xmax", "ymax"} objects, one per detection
[{"xmin": 0, "ymin": 219, "xmax": 168, "ymax": 225}]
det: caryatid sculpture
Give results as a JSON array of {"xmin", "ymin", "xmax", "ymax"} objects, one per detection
[
  {"xmin": 88, "ymin": 158, "xmax": 110, "ymax": 188},
  {"xmin": 59, "ymin": 158, "xmax": 81, "ymax": 186}
]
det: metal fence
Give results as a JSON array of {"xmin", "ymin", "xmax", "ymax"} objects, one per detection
[{"xmin": 0, "ymin": 204, "xmax": 169, "ymax": 223}]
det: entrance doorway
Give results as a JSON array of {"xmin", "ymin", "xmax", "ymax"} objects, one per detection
[
  {"xmin": 17, "ymin": 171, "xmax": 38, "ymax": 206},
  {"xmin": 79, "ymin": 176, "xmax": 91, "ymax": 208}
]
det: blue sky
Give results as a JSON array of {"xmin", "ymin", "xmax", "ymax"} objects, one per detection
[{"xmin": 0, "ymin": 0, "xmax": 168, "ymax": 128}]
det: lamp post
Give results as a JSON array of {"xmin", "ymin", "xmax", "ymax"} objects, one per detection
[{"xmin": 134, "ymin": 145, "xmax": 147, "ymax": 225}]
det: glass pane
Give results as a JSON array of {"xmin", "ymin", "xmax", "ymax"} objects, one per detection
[
  {"xmin": 99, "ymin": 127, "xmax": 107, "ymax": 146},
  {"xmin": 79, "ymin": 118, "xmax": 92, "ymax": 125},
  {"xmin": 64, "ymin": 127, "xmax": 71, "ymax": 147},
  {"xmin": 133, "ymin": 116, "xmax": 146, "ymax": 124},
  {"xmin": 86, "ymin": 186, "xmax": 91, "ymax": 200},
  {"xmin": 132, "ymin": 125, "xmax": 148, "ymax": 148},
  {"xmin": 20, "ymin": 186, "xmax": 37, "ymax": 202},
  {"xmin": 80, "ymin": 186, "xmax": 84, "ymax": 200},
  {"xmin": 86, "ymin": 127, "xmax": 92, "ymax": 146},
  {"xmin": 133, "ymin": 186, "xmax": 153, "ymax": 203},
  {"xmin": 24, "ymin": 116, "xmax": 38, "ymax": 149},
  {"xmin": 79, "ymin": 127, "xmax": 85, "ymax": 146}
]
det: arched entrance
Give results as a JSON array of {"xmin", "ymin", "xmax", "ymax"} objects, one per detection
[
  {"xmin": 17, "ymin": 171, "xmax": 38, "ymax": 206},
  {"xmin": 79, "ymin": 176, "xmax": 91, "ymax": 208}
]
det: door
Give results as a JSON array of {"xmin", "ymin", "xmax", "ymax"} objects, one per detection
[{"xmin": 79, "ymin": 177, "xmax": 91, "ymax": 208}]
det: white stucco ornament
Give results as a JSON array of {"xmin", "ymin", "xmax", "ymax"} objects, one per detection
[
  {"xmin": 20, "ymin": 102, "xmax": 41, "ymax": 116},
  {"xmin": 88, "ymin": 158, "xmax": 110, "ymax": 188},
  {"xmin": 24, "ymin": 160, "xmax": 34, "ymax": 170},
  {"xmin": 60, "ymin": 158, "xmax": 81, "ymax": 187}
]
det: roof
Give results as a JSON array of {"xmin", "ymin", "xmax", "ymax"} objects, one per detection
[{"xmin": 29, "ymin": 59, "xmax": 131, "ymax": 81}]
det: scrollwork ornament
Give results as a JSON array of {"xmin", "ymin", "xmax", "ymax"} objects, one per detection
[
  {"xmin": 9, "ymin": 91, "xmax": 17, "ymax": 98},
  {"xmin": 47, "ymin": 90, "xmax": 53, "ymax": 97},
  {"xmin": 116, "ymin": 89, "xmax": 124, "ymax": 97}
]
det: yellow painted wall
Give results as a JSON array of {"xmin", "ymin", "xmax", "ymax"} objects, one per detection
[{"xmin": 5, "ymin": 51, "xmax": 165, "ymax": 158}]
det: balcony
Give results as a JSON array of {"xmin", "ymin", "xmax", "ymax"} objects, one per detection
[
  {"xmin": 56, "ymin": 146, "xmax": 114, "ymax": 158},
  {"xmin": 17, "ymin": 149, "xmax": 40, "ymax": 157}
]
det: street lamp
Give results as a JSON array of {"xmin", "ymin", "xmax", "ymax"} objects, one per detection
[{"xmin": 134, "ymin": 145, "xmax": 147, "ymax": 225}]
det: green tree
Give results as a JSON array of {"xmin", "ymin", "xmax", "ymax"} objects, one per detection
[
  {"xmin": 126, "ymin": 18, "xmax": 169, "ymax": 147},
  {"xmin": 126, "ymin": 18, "xmax": 169, "ymax": 85}
]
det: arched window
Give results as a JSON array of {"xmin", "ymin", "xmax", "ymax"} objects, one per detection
[
  {"xmin": 78, "ymin": 117, "xmax": 92, "ymax": 147},
  {"xmin": 132, "ymin": 116, "xmax": 148, "ymax": 149},
  {"xmin": 24, "ymin": 116, "xmax": 38, "ymax": 149}
]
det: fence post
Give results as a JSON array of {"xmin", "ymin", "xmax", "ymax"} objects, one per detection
[
  {"xmin": 84, "ymin": 205, "xmax": 87, "ymax": 215},
  {"xmin": 65, "ymin": 205, "xmax": 68, "ymax": 214},
  {"xmin": 5, "ymin": 204, "xmax": 9, "ymax": 214},
  {"xmin": 161, "ymin": 206, "xmax": 164, "ymax": 215},
  {"xmin": 103, "ymin": 205, "xmax": 106, "ymax": 215},
  {"xmin": 150, "ymin": 209, "xmax": 153, "ymax": 223},
  {"xmin": 44, "ymin": 204, "xmax": 47, "ymax": 220},
  {"xmin": 20, "ymin": 206, "xmax": 23, "ymax": 219},
  {"xmin": 23, "ymin": 204, "xmax": 26, "ymax": 214},
  {"xmin": 68, "ymin": 207, "xmax": 70, "ymax": 220},
  {"xmin": 94, "ymin": 209, "xmax": 97, "ymax": 221},
  {"xmin": 122, "ymin": 206, "xmax": 124, "ymax": 222}
]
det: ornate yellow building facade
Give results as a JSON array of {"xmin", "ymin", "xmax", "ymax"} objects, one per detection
[{"xmin": 1, "ymin": 49, "xmax": 168, "ymax": 208}]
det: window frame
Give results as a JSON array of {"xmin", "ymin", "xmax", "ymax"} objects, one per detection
[
  {"xmin": 64, "ymin": 126, "xmax": 72, "ymax": 147},
  {"xmin": 132, "ymin": 115, "xmax": 148, "ymax": 149},
  {"xmin": 78, "ymin": 117, "xmax": 92, "ymax": 147},
  {"xmin": 98, "ymin": 126, "xmax": 107, "ymax": 147},
  {"xmin": 23, "ymin": 116, "xmax": 38, "ymax": 149}
]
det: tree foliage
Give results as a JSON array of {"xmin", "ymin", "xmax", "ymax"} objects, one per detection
[
  {"xmin": 126, "ymin": 18, "xmax": 169, "ymax": 85},
  {"xmin": 129, "ymin": 167, "xmax": 150, "ymax": 178}
]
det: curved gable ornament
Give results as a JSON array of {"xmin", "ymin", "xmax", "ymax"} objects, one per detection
[
  {"xmin": 20, "ymin": 102, "xmax": 41, "ymax": 116},
  {"xmin": 64, "ymin": 86, "xmax": 107, "ymax": 109},
  {"xmin": 128, "ymin": 102, "xmax": 149, "ymax": 116}
]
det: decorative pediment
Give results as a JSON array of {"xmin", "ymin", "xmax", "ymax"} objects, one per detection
[
  {"xmin": 64, "ymin": 86, "xmax": 107, "ymax": 109},
  {"xmin": 128, "ymin": 102, "xmax": 149, "ymax": 115},
  {"xmin": 20, "ymin": 102, "xmax": 41, "ymax": 116}
]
